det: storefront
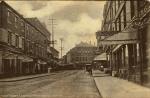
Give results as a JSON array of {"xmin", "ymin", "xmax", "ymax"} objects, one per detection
[
  {"xmin": 99, "ymin": 30, "xmax": 141, "ymax": 82},
  {"xmin": 93, "ymin": 53, "xmax": 107, "ymax": 71},
  {"xmin": 37, "ymin": 60, "xmax": 48, "ymax": 73}
]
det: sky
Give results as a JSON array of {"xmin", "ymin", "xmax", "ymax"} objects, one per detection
[{"xmin": 6, "ymin": 1, "xmax": 105, "ymax": 57}]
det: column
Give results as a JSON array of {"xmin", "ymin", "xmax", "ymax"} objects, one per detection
[{"xmin": 125, "ymin": 45, "xmax": 129, "ymax": 78}]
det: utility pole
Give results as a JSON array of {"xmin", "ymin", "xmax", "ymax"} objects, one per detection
[
  {"xmin": 60, "ymin": 38, "xmax": 64, "ymax": 59},
  {"xmin": 49, "ymin": 17, "xmax": 57, "ymax": 47}
]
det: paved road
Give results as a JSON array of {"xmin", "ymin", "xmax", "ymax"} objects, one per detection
[{"xmin": 0, "ymin": 70, "xmax": 101, "ymax": 98}]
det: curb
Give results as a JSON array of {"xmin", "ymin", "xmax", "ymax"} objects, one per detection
[
  {"xmin": 93, "ymin": 77, "xmax": 105, "ymax": 98},
  {"xmin": 93, "ymin": 76, "xmax": 103, "ymax": 98},
  {"xmin": 0, "ymin": 74, "xmax": 50, "ymax": 82}
]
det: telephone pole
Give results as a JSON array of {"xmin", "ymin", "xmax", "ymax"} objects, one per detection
[
  {"xmin": 49, "ymin": 17, "xmax": 57, "ymax": 47},
  {"xmin": 60, "ymin": 38, "xmax": 64, "ymax": 59}
]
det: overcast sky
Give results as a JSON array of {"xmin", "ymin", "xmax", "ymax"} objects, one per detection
[{"xmin": 6, "ymin": 1, "xmax": 105, "ymax": 57}]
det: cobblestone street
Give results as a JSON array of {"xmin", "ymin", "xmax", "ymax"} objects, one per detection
[{"xmin": 0, "ymin": 70, "xmax": 101, "ymax": 98}]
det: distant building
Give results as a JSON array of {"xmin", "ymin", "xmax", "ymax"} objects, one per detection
[
  {"xmin": 66, "ymin": 42, "xmax": 97, "ymax": 68},
  {"xmin": 62, "ymin": 55, "xmax": 67, "ymax": 64}
]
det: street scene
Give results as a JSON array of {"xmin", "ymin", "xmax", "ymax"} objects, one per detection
[{"xmin": 1, "ymin": 0, "xmax": 150, "ymax": 98}]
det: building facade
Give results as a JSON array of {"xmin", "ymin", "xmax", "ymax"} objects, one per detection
[
  {"xmin": 66, "ymin": 42, "xmax": 97, "ymax": 68},
  {"xmin": 96, "ymin": 0, "xmax": 150, "ymax": 86},
  {"xmin": 0, "ymin": 1, "xmax": 52, "ymax": 77}
]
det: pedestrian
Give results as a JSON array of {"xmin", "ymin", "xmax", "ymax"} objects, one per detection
[{"xmin": 87, "ymin": 66, "xmax": 92, "ymax": 75}]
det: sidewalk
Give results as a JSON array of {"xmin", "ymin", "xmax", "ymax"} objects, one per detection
[
  {"xmin": 0, "ymin": 73, "xmax": 50, "ymax": 82},
  {"xmin": 93, "ymin": 70, "xmax": 150, "ymax": 98}
]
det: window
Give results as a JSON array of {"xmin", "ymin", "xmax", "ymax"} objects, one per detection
[
  {"xmin": 15, "ymin": 35, "xmax": 19, "ymax": 47},
  {"xmin": 15, "ymin": 16, "xmax": 18, "ymax": 28},
  {"xmin": 116, "ymin": 16, "xmax": 121, "ymax": 31},
  {"xmin": 22, "ymin": 38, "xmax": 25, "ymax": 50},
  {"xmin": 123, "ymin": 6, "xmax": 127, "ymax": 28},
  {"xmin": 26, "ymin": 25, "xmax": 29, "ymax": 37},
  {"xmin": 8, "ymin": 32, "xmax": 12, "ymax": 45},
  {"xmin": 131, "ymin": 1, "xmax": 135, "ymax": 19},
  {"xmin": 121, "ymin": 11, "xmax": 124, "ymax": 30},
  {"xmin": 101, "ymin": 36, "xmax": 105, "ymax": 40},
  {"xmin": 18, "ymin": 37, "xmax": 22, "ymax": 49},
  {"xmin": 20, "ymin": 20, "xmax": 24, "ymax": 27},
  {"xmin": 116, "ymin": 1, "xmax": 118, "ymax": 12},
  {"xmin": 7, "ymin": 10, "xmax": 11, "ymax": 24},
  {"xmin": 118, "ymin": 0, "xmax": 121, "ymax": 8},
  {"xmin": 11, "ymin": 33, "xmax": 16, "ymax": 46},
  {"xmin": 7, "ymin": 11, "xmax": 10, "ymax": 17}
]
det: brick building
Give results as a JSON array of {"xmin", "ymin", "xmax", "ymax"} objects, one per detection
[
  {"xmin": 0, "ymin": 1, "xmax": 52, "ymax": 77},
  {"xmin": 66, "ymin": 42, "xmax": 97, "ymax": 68},
  {"xmin": 96, "ymin": 0, "xmax": 150, "ymax": 86}
]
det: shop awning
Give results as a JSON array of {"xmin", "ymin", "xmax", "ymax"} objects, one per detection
[
  {"xmin": 94, "ymin": 53, "xmax": 107, "ymax": 61},
  {"xmin": 98, "ymin": 32, "xmax": 139, "ymax": 45},
  {"xmin": 38, "ymin": 60, "xmax": 47, "ymax": 64},
  {"xmin": 22, "ymin": 56, "xmax": 33, "ymax": 62},
  {"xmin": 3, "ymin": 53, "xmax": 17, "ymax": 59}
]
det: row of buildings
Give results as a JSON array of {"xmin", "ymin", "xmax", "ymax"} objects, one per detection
[
  {"xmin": 62, "ymin": 42, "xmax": 97, "ymax": 69},
  {"xmin": 96, "ymin": 0, "xmax": 150, "ymax": 87},
  {"xmin": 0, "ymin": 1, "xmax": 59, "ymax": 77}
]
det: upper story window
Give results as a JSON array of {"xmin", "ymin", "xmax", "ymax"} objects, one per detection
[
  {"xmin": 7, "ymin": 10, "xmax": 11, "ymax": 24},
  {"xmin": 130, "ymin": 1, "xmax": 136, "ymax": 19},
  {"xmin": 15, "ymin": 35, "xmax": 19, "ymax": 48},
  {"xmin": 21, "ymin": 21, "xmax": 25, "ymax": 33},
  {"xmin": 8, "ymin": 31, "xmax": 12, "ymax": 45},
  {"xmin": 11, "ymin": 33, "xmax": 16, "ymax": 46},
  {"xmin": 118, "ymin": 0, "xmax": 121, "ymax": 8},
  {"xmin": 15, "ymin": 16, "xmax": 18, "ymax": 28},
  {"xmin": 7, "ymin": 11, "xmax": 10, "ymax": 17},
  {"xmin": 101, "ymin": 36, "xmax": 105, "ymax": 40},
  {"xmin": 26, "ymin": 25, "xmax": 30, "ymax": 38},
  {"xmin": 18, "ymin": 36, "xmax": 23, "ymax": 49}
]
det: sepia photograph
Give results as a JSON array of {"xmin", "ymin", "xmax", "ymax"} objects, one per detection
[{"xmin": 0, "ymin": 0, "xmax": 150, "ymax": 98}]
